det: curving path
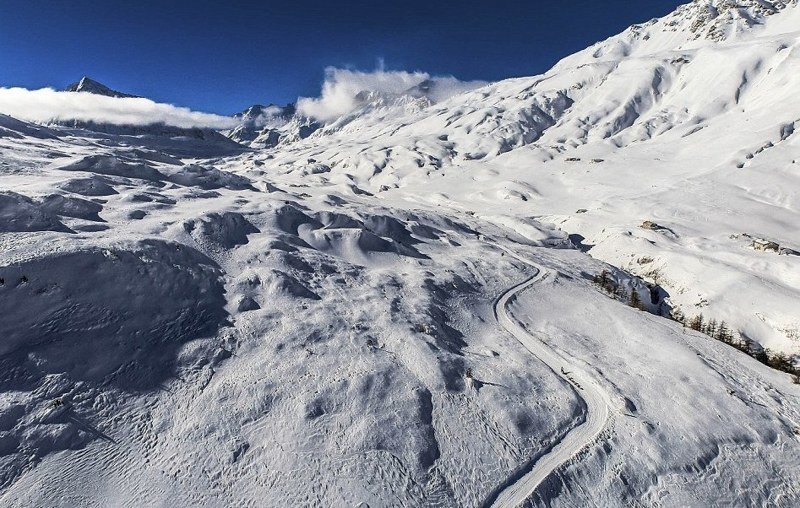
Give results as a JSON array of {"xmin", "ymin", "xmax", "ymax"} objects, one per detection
[{"xmin": 484, "ymin": 254, "xmax": 612, "ymax": 508}]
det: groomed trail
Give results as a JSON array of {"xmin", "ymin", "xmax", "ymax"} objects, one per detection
[{"xmin": 484, "ymin": 255, "xmax": 613, "ymax": 508}]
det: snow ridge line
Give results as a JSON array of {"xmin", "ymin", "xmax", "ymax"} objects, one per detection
[{"xmin": 483, "ymin": 252, "xmax": 613, "ymax": 508}]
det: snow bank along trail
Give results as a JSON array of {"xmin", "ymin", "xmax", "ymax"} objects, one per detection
[{"xmin": 485, "ymin": 251, "xmax": 613, "ymax": 508}]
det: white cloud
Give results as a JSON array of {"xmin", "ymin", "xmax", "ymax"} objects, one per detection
[
  {"xmin": 251, "ymin": 105, "xmax": 286, "ymax": 128},
  {"xmin": 0, "ymin": 87, "xmax": 237, "ymax": 129},
  {"xmin": 297, "ymin": 67, "xmax": 486, "ymax": 122}
]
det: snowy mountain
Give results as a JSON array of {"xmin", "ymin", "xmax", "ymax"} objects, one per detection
[
  {"xmin": 227, "ymin": 103, "xmax": 296, "ymax": 145},
  {"xmin": 64, "ymin": 76, "xmax": 139, "ymax": 98},
  {"xmin": 258, "ymin": 0, "xmax": 800, "ymax": 355},
  {"xmin": 54, "ymin": 77, "xmax": 247, "ymax": 156},
  {"xmin": 0, "ymin": 1, "xmax": 799, "ymax": 507}
]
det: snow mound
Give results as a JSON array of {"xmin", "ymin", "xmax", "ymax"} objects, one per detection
[
  {"xmin": 0, "ymin": 192, "xmax": 71, "ymax": 233},
  {"xmin": 58, "ymin": 156, "xmax": 253, "ymax": 191},
  {"xmin": 0, "ymin": 240, "xmax": 227, "ymax": 389},
  {"xmin": 58, "ymin": 155, "xmax": 165, "ymax": 182},
  {"xmin": 300, "ymin": 228, "xmax": 396, "ymax": 262},
  {"xmin": 273, "ymin": 203, "xmax": 323, "ymax": 235},
  {"xmin": 39, "ymin": 194, "xmax": 104, "ymax": 222},
  {"xmin": 0, "ymin": 114, "xmax": 58, "ymax": 140},
  {"xmin": 165, "ymin": 164, "xmax": 253, "ymax": 190},
  {"xmin": 183, "ymin": 212, "xmax": 260, "ymax": 249},
  {"xmin": 0, "ymin": 240, "xmax": 227, "ymax": 489},
  {"xmin": 58, "ymin": 177, "xmax": 117, "ymax": 196},
  {"xmin": 265, "ymin": 269, "xmax": 321, "ymax": 300}
]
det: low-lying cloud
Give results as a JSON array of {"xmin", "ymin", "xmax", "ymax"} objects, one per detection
[
  {"xmin": 297, "ymin": 67, "xmax": 487, "ymax": 122},
  {"xmin": 0, "ymin": 87, "xmax": 237, "ymax": 129},
  {"xmin": 248, "ymin": 105, "xmax": 288, "ymax": 129}
]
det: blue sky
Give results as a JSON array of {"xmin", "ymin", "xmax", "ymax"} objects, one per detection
[{"xmin": 0, "ymin": 0, "xmax": 683, "ymax": 114}]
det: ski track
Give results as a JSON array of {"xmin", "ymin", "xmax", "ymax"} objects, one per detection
[{"xmin": 485, "ymin": 250, "xmax": 613, "ymax": 508}]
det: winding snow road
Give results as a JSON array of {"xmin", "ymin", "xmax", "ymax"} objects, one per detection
[{"xmin": 485, "ymin": 256, "xmax": 612, "ymax": 508}]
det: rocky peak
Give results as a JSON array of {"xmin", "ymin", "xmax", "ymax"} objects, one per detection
[{"xmin": 64, "ymin": 77, "xmax": 138, "ymax": 98}]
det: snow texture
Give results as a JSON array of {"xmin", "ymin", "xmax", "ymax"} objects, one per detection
[{"xmin": 0, "ymin": 1, "xmax": 799, "ymax": 506}]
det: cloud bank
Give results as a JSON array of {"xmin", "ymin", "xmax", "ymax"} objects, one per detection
[
  {"xmin": 0, "ymin": 87, "xmax": 237, "ymax": 129},
  {"xmin": 297, "ymin": 67, "xmax": 487, "ymax": 122}
]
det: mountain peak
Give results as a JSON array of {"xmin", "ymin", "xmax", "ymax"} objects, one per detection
[{"xmin": 64, "ymin": 76, "xmax": 138, "ymax": 98}]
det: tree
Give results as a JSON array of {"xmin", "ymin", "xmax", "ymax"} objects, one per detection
[
  {"xmin": 717, "ymin": 321, "xmax": 734, "ymax": 344},
  {"xmin": 706, "ymin": 318, "xmax": 718, "ymax": 338},
  {"xmin": 766, "ymin": 350, "xmax": 795, "ymax": 373},
  {"xmin": 689, "ymin": 314, "xmax": 704, "ymax": 332},
  {"xmin": 594, "ymin": 270, "xmax": 614, "ymax": 293}
]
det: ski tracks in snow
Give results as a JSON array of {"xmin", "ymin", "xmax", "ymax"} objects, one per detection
[{"xmin": 484, "ymin": 252, "xmax": 613, "ymax": 508}]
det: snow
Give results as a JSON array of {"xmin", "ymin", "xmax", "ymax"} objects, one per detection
[
  {"xmin": 64, "ymin": 76, "xmax": 139, "ymax": 99},
  {"xmin": 0, "ymin": 0, "xmax": 799, "ymax": 506}
]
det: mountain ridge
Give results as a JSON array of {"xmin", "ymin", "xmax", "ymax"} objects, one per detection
[
  {"xmin": 64, "ymin": 76, "xmax": 139, "ymax": 98},
  {"xmin": 0, "ymin": 3, "xmax": 798, "ymax": 505}
]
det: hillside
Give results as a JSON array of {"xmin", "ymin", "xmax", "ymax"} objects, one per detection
[
  {"xmin": 0, "ymin": 1, "xmax": 799, "ymax": 506},
  {"xmin": 249, "ymin": 0, "xmax": 800, "ymax": 355}
]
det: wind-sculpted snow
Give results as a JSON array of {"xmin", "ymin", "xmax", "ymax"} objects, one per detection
[
  {"xmin": 0, "ymin": 240, "xmax": 227, "ymax": 388},
  {"xmin": 39, "ymin": 194, "xmax": 105, "ymax": 222},
  {"xmin": 0, "ymin": 239, "xmax": 227, "ymax": 490},
  {"xmin": 183, "ymin": 212, "xmax": 260, "ymax": 249},
  {"xmin": 0, "ymin": 192, "xmax": 72, "ymax": 233},
  {"xmin": 0, "ymin": 114, "xmax": 59, "ymax": 140},
  {"xmin": 165, "ymin": 164, "xmax": 254, "ymax": 190},
  {"xmin": 58, "ymin": 176, "xmax": 118, "ymax": 196},
  {"xmin": 1, "ymin": 1, "xmax": 799, "ymax": 506},
  {"xmin": 57, "ymin": 155, "xmax": 253, "ymax": 191},
  {"xmin": 0, "ymin": 107, "xmax": 798, "ymax": 505}
]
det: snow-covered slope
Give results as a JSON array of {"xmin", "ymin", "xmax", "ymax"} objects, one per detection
[
  {"xmin": 1, "ymin": 1, "xmax": 799, "ymax": 507},
  {"xmin": 253, "ymin": 0, "xmax": 800, "ymax": 355}
]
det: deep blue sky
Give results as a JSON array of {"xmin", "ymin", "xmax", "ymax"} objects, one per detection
[{"xmin": 0, "ymin": 0, "xmax": 683, "ymax": 114}]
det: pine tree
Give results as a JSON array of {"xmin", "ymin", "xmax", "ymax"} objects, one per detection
[
  {"xmin": 766, "ymin": 350, "xmax": 794, "ymax": 373},
  {"xmin": 689, "ymin": 314, "xmax": 704, "ymax": 332},
  {"xmin": 706, "ymin": 318, "xmax": 718, "ymax": 338},
  {"xmin": 598, "ymin": 270, "xmax": 613, "ymax": 293},
  {"xmin": 717, "ymin": 321, "xmax": 733, "ymax": 344},
  {"xmin": 748, "ymin": 344, "xmax": 768, "ymax": 363}
]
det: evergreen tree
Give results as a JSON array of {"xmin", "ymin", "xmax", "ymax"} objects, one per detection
[
  {"xmin": 752, "ymin": 347, "xmax": 769, "ymax": 365},
  {"xmin": 717, "ymin": 321, "xmax": 733, "ymax": 344},
  {"xmin": 599, "ymin": 270, "xmax": 613, "ymax": 293},
  {"xmin": 766, "ymin": 350, "xmax": 795, "ymax": 373},
  {"xmin": 706, "ymin": 318, "xmax": 718, "ymax": 338},
  {"xmin": 689, "ymin": 314, "xmax": 704, "ymax": 332}
]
